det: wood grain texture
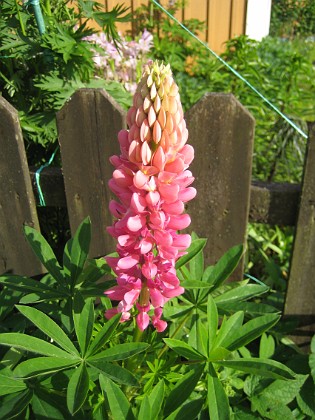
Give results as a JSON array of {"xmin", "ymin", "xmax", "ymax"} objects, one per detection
[
  {"xmin": 57, "ymin": 89, "xmax": 126, "ymax": 258},
  {"xmin": 0, "ymin": 97, "xmax": 43, "ymax": 276},
  {"xmin": 185, "ymin": 93, "xmax": 255, "ymax": 280},
  {"xmin": 284, "ymin": 122, "xmax": 315, "ymax": 346}
]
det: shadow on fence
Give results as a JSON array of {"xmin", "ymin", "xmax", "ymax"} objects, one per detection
[{"xmin": 0, "ymin": 89, "xmax": 314, "ymax": 345}]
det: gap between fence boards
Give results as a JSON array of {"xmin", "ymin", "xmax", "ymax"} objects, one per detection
[{"xmin": 29, "ymin": 167, "xmax": 301, "ymax": 226}]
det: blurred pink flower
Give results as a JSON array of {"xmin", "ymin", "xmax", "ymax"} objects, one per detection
[{"xmin": 84, "ymin": 30, "xmax": 153, "ymax": 92}]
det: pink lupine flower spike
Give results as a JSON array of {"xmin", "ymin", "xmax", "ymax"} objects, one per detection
[{"xmin": 105, "ymin": 61, "xmax": 196, "ymax": 332}]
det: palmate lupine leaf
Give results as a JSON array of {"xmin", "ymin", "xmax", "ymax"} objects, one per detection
[
  {"xmin": 207, "ymin": 364, "xmax": 230, "ymax": 420},
  {"xmin": 163, "ymin": 365, "xmax": 204, "ymax": 418},
  {"xmin": 23, "ymin": 226, "xmax": 68, "ymax": 292},
  {"xmin": 216, "ymin": 358, "xmax": 296, "ymax": 380},
  {"xmin": 99, "ymin": 374, "xmax": 135, "ymax": 420},
  {"xmin": 67, "ymin": 363, "xmax": 90, "ymax": 415},
  {"xmin": 16, "ymin": 305, "xmax": 79, "ymax": 357}
]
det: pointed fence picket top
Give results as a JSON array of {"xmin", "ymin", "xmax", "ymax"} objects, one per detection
[
  {"xmin": 57, "ymin": 89, "xmax": 126, "ymax": 258},
  {"xmin": 284, "ymin": 122, "xmax": 315, "ymax": 347},
  {"xmin": 0, "ymin": 97, "xmax": 43, "ymax": 276},
  {"xmin": 185, "ymin": 93, "xmax": 255, "ymax": 280}
]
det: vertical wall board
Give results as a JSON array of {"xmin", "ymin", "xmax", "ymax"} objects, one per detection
[
  {"xmin": 284, "ymin": 123, "xmax": 315, "ymax": 347},
  {"xmin": 57, "ymin": 89, "xmax": 126, "ymax": 259},
  {"xmin": 185, "ymin": 93, "xmax": 255, "ymax": 280},
  {"xmin": 230, "ymin": 0, "xmax": 247, "ymax": 38},
  {"xmin": 208, "ymin": 0, "xmax": 232, "ymax": 52},
  {"xmin": 0, "ymin": 97, "xmax": 43, "ymax": 276}
]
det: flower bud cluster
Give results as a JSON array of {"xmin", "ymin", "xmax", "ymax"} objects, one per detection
[{"xmin": 105, "ymin": 61, "xmax": 196, "ymax": 332}]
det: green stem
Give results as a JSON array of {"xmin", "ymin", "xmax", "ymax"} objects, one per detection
[
  {"xmin": 157, "ymin": 312, "xmax": 191, "ymax": 359},
  {"xmin": 125, "ymin": 324, "xmax": 145, "ymax": 373},
  {"xmin": 44, "ymin": 0, "xmax": 51, "ymax": 16},
  {"xmin": 15, "ymin": 0, "xmax": 26, "ymax": 36}
]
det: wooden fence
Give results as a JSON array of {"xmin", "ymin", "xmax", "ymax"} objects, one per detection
[
  {"xmin": 89, "ymin": 0, "xmax": 247, "ymax": 52},
  {"xmin": 0, "ymin": 89, "xmax": 314, "ymax": 345}
]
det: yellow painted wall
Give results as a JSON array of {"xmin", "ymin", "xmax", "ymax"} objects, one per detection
[{"xmin": 87, "ymin": 0, "xmax": 246, "ymax": 53}]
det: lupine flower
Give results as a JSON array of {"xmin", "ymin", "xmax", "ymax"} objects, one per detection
[
  {"xmin": 84, "ymin": 30, "xmax": 153, "ymax": 93},
  {"xmin": 105, "ymin": 61, "xmax": 196, "ymax": 332}
]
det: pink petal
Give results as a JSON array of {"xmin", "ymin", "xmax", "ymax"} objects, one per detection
[
  {"xmin": 154, "ymin": 229, "xmax": 173, "ymax": 247},
  {"xmin": 150, "ymin": 288, "xmax": 164, "ymax": 307},
  {"xmin": 146, "ymin": 191, "xmax": 160, "ymax": 207},
  {"xmin": 178, "ymin": 187, "xmax": 197, "ymax": 202},
  {"xmin": 162, "ymin": 200, "xmax": 184, "ymax": 215},
  {"xmin": 141, "ymin": 141, "xmax": 152, "ymax": 166},
  {"xmin": 136, "ymin": 311, "xmax": 150, "ymax": 331},
  {"xmin": 172, "ymin": 233, "xmax": 191, "ymax": 250},
  {"xmin": 109, "ymin": 200, "xmax": 126, "ymax": 218},
  {"xmin": 158, "ymin": 183, "xmax": 179, "ymax": 203},
  {"xmin": 164, "ymin": 157, "xmax": 185, "ymax": 173},
  {"xmin": 127, "ymin": 214, "xmax": 146, "ymax": 232},
  {"xmin": 152, "ymin": 146, "xmax": 165, "ymax": 171},
  {"xmin": 167, "ymin": 214, "xmax": 191, "ymax": 230},
  {"xmin": 130, "ymin": 193, "xmax": 147, "ymax": 213},
  {"xmin": 117, "ymin": 255, "xmax": 139, "ymax": 270},
  {"xmin": 179, "ymin": 144, "xmax": 194, "ymax": 166},
  {"xmin": 152, "ymin": 316, "xmax": 167, "ymax": 332},
  {"xmin": 134, "ymin": 171, "xmax": 149, "ymax": 189}
]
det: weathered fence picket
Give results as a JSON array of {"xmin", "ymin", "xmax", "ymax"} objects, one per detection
[
  {"xmin": 284, "ymin": 122, "xmax": 315, "ymax": 345},
  {"xmin": 0, "ymin": 97, "xmax": 43, "ymax": 277},
  {"xmin": 186, "ymin": 93, "xmax": 255, "ymax": 279},
  {"xmin": 0, "ymin": 89, "xmax": 314, "ymax": 342},
  {"xmin": 57, "ymin": 89, "xmax": 126, "ymax": 258}
]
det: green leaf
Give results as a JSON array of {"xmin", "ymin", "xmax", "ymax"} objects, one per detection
[
  {"xmin": 224, "ymin": 313, "xmax": 280, "ymax": 351},
  {"xmin": 310, "ymin": 335, "xmax": 315, "ymax": 381},
  {"xmin": 0, "ymin": 389, "xmax": 33, "ymax": 419},
  {"xmin": 67, "ymin": 363, "xmax": 90, "ymax": 415},
  {"xmin": 23, "ymin": 226, "xmax": 67, "ymax": 290},
  {"xmin": 213, "ymin": 311, "xmax": 244, "ymax": 350},
  {"xmin": 296, "ymin": 376, "xmax": 315, "ymax": 418},
  {"xmin": 251, "ymin": 374, "xmax": 307, "ymax": 418},
  {"xmin": 31, "ymin": 389, "xmax": 67, "ymax": 420},
  {"xmin": 180, "ymin": 280, "xmax": 214, "ymax": 289},
  {"xmin": 207, "ymin": 244, "xmax": 244, "ymax": 289},
  {"xmin": 259, "ymin": 333, "xmax": 275, "ymax": 359},
  {"xmin": 0, "ymin": 333, "xmax": 75, "ymax": 358},
  {"xmin": 163, "ymin": 365, "xmax": 204, "ymax": 417},
  {"xmin": 88, "ymin": 360, "xmax": 138, "ymax": 386},
  {"xmin": 164, "ymin": 398, "xmax": 204, "ymax": 420},
  {"xmin": 88, "ymin": 342, "xmax": 149, "ymax": 362},
  {"xmin": 86, "ymin": 313, "xmax": 121, "ymax": 357},
  {"xmin": 148, "ymin": 380, "xmax": 164, "ymax": 420},
  {"xmin": 69, "ymin": 217, "xmax": 91, "ymax": 286},
  {"xmin": 73, "ymin": 295, "xmax": 94, "ymax": 356},
  {"xmin": 0, "ymin": 373, "xmax": 27, "ymax": 396},
  {"xmin": 163, "ymin": 339, "xmax": 206, "ymax": 361},
  {"xmin": 207, "ymin": 365, "xmax": 231, "ymax": 420},
  {"xmin": 216, "ymin": 358, "xmax": 296, "ymax": 380},
  {"xmin": 208, "ymin": 347, "xmax": 231, "ymax": 362},
  {"xmin": 214, "ymin": 284, "xmax": 269, "ymax": 305},
  {"xmin": 0, "ymin": 275, "xmax": 61, "ymax": 296},
  {"xmin": 207, "ymin": 295, "xmax": 218, "ymax": 353},
  {"xmin": 78, "ymin": 258, "xmax": 111, "ymax": 286},
  {"xmin": 138, "ymin": 395, "xmax": 151, "ymax": 420},
  {"xmin": 176, "ymin": 238, "xmax": 207, "ymax": 269},
  {"xmin": 16, "ymin": 305, "xmax": 79, "ymax": 357},
  {"xmin": 99, "ymin": 374, "xmax": 135, "ymax": 420},
  {"xmin": 14, "ymin": 357, "xmax": 78, "ymax": 378},
  {"xmin": 189, "ymin": 232, "xmax": 204, "ymax": 282}
]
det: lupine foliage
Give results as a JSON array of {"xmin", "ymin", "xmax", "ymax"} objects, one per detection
[{"xmin": 0, "ymin": 218, "xmax": 314, "ymax": 418}]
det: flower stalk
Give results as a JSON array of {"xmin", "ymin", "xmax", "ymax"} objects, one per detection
[{"xmin": 105, "ymin": 61, "xmax": 196, "ymax": 332}]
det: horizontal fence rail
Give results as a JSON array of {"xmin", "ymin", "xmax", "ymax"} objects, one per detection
[{"xmin": 28, "ymin": 168, "xmax": 301, "ymax": 226}]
